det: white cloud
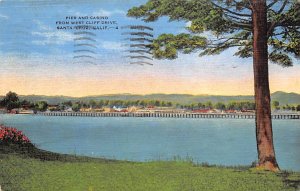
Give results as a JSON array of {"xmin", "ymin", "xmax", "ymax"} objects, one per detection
[
  {"xmin": 0, "ymin": 13, "xmax": 8, "ymax": 19},
  {"xmin": 92, "ymin": 9, "xmax": 125, "ymax": 16},
  {"xmin": 32, "ymin": 20, "xmax": 74, "ymax": 45},
  {"xmin": 100, "ymin": 41, "xmax": 125, "ymax": 51},
  {"xmin": 32, "ymin": 31, "xmax": 74, "ymax": 45},
  {"xmin": 186, "ymin": 21, "xmax": 192, "ymax": 27},
  {"xmin": 33, "ymin": 19, "xmax": 51, "ymax": 31},
  {"xmin": 176, "ymin": 21, "xmax": 192, "ymax": 33}
]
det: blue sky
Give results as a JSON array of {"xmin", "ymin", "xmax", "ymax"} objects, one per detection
[
  {"xmin": 0, "ymin": 0, "xmax": 184, "ymax": 57},
  {"xmin": 0, "ymin": 0, "xmax": 299, "ymax": 96}
]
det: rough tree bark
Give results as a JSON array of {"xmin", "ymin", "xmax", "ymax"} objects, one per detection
[{"xmin": 252, "ymin": 0, "xmax": 279, "ymax": 171}]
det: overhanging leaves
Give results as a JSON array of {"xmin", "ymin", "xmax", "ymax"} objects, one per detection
[
  {"xmin": 128, "ymin": 0, "xmax": 300, "ymax": 67},
  {"xmin": 152, "ymin": 34, "xmax": 207, "ymax": 59}
]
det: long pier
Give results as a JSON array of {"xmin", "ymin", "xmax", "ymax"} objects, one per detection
[{"xmin": 37, "ymin": 112, "xmax": 300, "ymax": 120}]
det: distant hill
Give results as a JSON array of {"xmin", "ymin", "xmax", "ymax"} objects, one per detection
[
  {"xmin": 271, "ymin": 91, "xmax": 300, "ymax": 105},
  {"xmin": 18, "ymin": 95, "xmax": 78, "ymax": 105},
  {"xmin": 14, "ymin": 94, "xmax": 253, "ymax": 105},
  {"xmin": 1, "ymin": 91, "xmax": 296, "ymax": 105}
]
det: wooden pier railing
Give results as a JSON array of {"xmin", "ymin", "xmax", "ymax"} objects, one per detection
[{"xmin": 36, "ymin": 112, "xmax": 300, "ymax": 119}]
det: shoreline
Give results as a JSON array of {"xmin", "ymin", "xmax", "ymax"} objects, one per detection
[{"xmin": 1, "ymin": 143, "xmax": 300, "ymax": 191}]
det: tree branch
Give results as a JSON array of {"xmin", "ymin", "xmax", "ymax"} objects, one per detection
[
  {"xmin": 223, "ymin": 15, "xmax": 252, "ymax": 30},
  {"xmin": 232, "ymin": 0, "xmax": 253, "ymax": 10},
  {"xmin": 267, "ymin": 0, "xmax": 279, "ymax": 9},
  {"xmin": 210, "ymin": 37, "xmax": 243, "ymax": 45},
  {"xmin": 273, "ymin": 31, "xmax": 286, "ymax": 36},
  {"xmin": 223, "ymin": 13, "xmax": 252, "ymax": 23},
  {"xmin": 267, "ymin": 21, "xmax": 277, "ymax": 37},
  {"xmin": 210, "ymin": 37, "xmax": 245, "ymax": 42},
  {"xmin": 284, "ymin": 27, "xmax": 294, "ymax": 39},
  {"xmin": 277, "ymin": 0, "xmax": 288, "ymax": 14},
  {"xmin": 278, "ymin": 21, "xmax": 300, "ymax": 28},
  {"xmin": 247, "ymin": 0, "xmax": 253, "ymax": 10},
  {"xmin": 211, "ymin": 1, "xmax": 251, "ymax": 17},
  {"xmin": 267, "ymin": 0, "xmax": 297, "ymax": 37},
  {"xmin": 206, "ymin": 44, "xmax": 244, "ymax": 48}
]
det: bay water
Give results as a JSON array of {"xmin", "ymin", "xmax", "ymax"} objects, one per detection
[{"xmin": 1, "ymin": 114, "xmax": 299, "ymax": 171}]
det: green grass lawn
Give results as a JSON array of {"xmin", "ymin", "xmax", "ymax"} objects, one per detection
[{"xmin": 0, "ymin": 144, "xmax": 300, "ymax": 191}]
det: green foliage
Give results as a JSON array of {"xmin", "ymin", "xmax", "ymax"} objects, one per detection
[
  {"xmin": 152, "ymin": 33, "xmax": 207, "ymax": 59},
  {"xmin": 0, "ymin": 91, "xmax": 21, "ymax": 110},
  {"xmin": 297, "ymin": 105, "xmax": 300, "ymax": 111},
  {"xmin": 272, "ymin": 100, "xmax": 280, "ymax": 110},
  {"xmin": 72, "ymin": 103, "xmax": 81, "ymax": 112},
  {"xmin": 54, "ymin": 99, "xmax": 257, "ymax": 111},
  {"xmin": 58, "ymin": 104, "xmax": 65, "ymax": 111},
  {"xmin": 127, "ymin": 0, "xmax": 300, "ymax": 66},
  {"xmin": 88, "ymin": 100, "xmax": 97, "ymax": 108},
  {"xmin": 281, "ymin": 104, "xmax": 296, "ymax": 110},
  {"xmin": 62, "ymin": 101, "xmax": 72, "ymax": 107},
  {"xmin": 226, "ymin": 101, "xmax": 255, "ymax": 110},
  {"xmin": 205, "ymin": 101, "xmax": 213, "ymax": 109},
  {"xmin": 269, "ymin": 51, "xmax": 293, "ymax": 67},
  {"xmin": 215, "ymin": 102, "xmax": 226, "ymax": 110},
  {"xmin": 267, "ymin": 1, "xmax": 300, "ymax": 66},
  {"xmin": 12, "ymin": 91, "xmax": 299, "ymax": 106},
  {"xmin": 3, "ymin": 92, "xmax": 299, "ymax": 110},
  {"xmin": 35, "ymin": 101, "xmax": 48, "ymax": 112},
  {"xmin": 127, "ymin": 0, "xmax": 233, "ymax": 34},
  {"xmin": 20, "ymin": 99, "xmax": 34, "ymax": 108}
]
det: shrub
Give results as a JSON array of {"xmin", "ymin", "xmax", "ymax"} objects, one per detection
[{"xmin": 0, "ymin": 125, "xmax": 31, "ymax": 145}]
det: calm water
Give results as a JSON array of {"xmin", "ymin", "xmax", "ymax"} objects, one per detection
[{"xmin": 1, "ymin": 114, "xmax": 299, "ymax": 171}]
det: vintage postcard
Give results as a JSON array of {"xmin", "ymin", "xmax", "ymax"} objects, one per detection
[{"xmin": 0, "ymin": 0, "xmax": 300, "ymax": 190}]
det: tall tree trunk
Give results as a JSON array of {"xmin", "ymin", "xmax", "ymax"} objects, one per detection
[{"xmin": 252, "ymin": 0, "xmax": 279, "ymax": 171}]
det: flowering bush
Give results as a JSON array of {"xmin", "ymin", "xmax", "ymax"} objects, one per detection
[{"xmin": 0, "ymin": 125, "xmax": 31, "ymax": 145}]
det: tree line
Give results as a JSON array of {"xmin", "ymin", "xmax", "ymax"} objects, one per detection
[
  {"xmin": 2, "ymin": 91, "xmax": 300, "ymax": 112},
  {"xmin": 59, "ymin": 100, "xmax": 257, "ymax": 111},
  {"xmin": 0, "ymin": 92, "xmax": 47, "ymax": 111}
]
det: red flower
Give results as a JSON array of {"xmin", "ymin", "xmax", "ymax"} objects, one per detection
[{"xmin": 0, "ymin": 125, "xmax": 31, "ymax": 144}]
